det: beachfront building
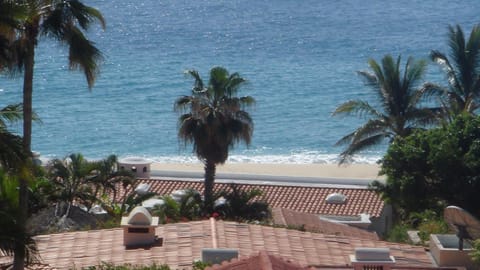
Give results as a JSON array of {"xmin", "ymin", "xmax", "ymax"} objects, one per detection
[{"xmin": 118, "ymin": 178, "xmax": 392, "ymax": 236}]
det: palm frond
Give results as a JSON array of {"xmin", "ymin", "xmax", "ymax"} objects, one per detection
[
  {"xmin": 239, "ymin": 95, "xmax": 256, "ymax": 107},
  {"xmin": 66, "ymin": 27, "xmax": 103, "ymax": 88},
  {"xmin": 184, "ymin": 69, "xmax": 205, "ymax": 92},
  {"xmin": 338, "ymin": 133, "xmax": 387, "ymax": 164},
  {"xmin": 65, "ymin": 0, "xmax": 106, "ymax": 30},
  {"xmin": 431, "ymin": 50, "xmax": 462, "ymax": 94},
  {"xmin": 405, "ymin": 57, "xmax": 427, "ymax": 89},
  {"xmin": 0, "ymin": 103, "xmax": 23, "ymax": 127},
  {"xmin": 0, "ymin": 129, "xmax": 26, "ymax": 170},
  {"xmin": 174, "ymin": 96, "xmax": 194, "ymax": 112},
  {"xmin": 419, "ymin": 82, "xmax": 447, "ymax": 98},
  {"xmin": 332, "ymin": 99, "xmax": 382, "ymax": 119}
]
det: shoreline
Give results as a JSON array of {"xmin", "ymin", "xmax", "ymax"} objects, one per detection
[{"xmin": 150, "ymin": 162, "xmax": 384, "ymax": 180}]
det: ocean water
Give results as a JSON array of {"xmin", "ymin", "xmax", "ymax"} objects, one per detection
[{"xmin": 1, "ymin": 0, "xmax": 479, "ymax": 164}]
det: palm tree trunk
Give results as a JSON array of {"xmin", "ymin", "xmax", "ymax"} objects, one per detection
[
  {"xmin": 22, "ymin": 35, "xmax": 34, "ymax": 154},
  {"xmin": 14, "ymin": 26, "xmax": 36, "ymax": 270},
  {"xmin": 13, "ymin": 168, "xmax": 28, "ymax": 270},
  {"xmin": 203, "ymin": 160, "xmax": 216, "ymax": 213}
]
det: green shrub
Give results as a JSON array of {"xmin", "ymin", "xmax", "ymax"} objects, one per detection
[
  {"xmin": 192, "ymin": 261, "xmax": 211, "ymax": 270},
  {"xmin": 386, "ymin": 224, "xmax": 410, "ymax": 243},
  {"xmin": 408, "ymin": 210, "xmax": 449, "ymax": 244},
  {"xmin": 470, "ymin": 239, "xmax": 480, "ymax": 265},
  {"xmin": 417, "ymin": 219, "xmax": 449, "ymax": 243}
]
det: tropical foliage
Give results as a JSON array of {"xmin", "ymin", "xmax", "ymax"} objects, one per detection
[
  {"xmin": 174, "ymin": 66, "xmax": 255, "ymax": 210},
  {"xmin": 471, "ymin": 239, "xmax": 480, "ymax": 266},
  {"xmin": 151, "ymin": 186, "xmax": 271, "ymax": 223},
  {"xmin": 0, "ymin": 170, "xmax": 38, "ymax": 267},
  {"xmin": 151, "ymin": 189, "xmax": 203, "ymax": 223},
  {"xmin": 215, "ymin": 184, "xmax": 270, "ymax": 221},
  {"xmin": 426, "ymin": 24, "xmax": 480, "ymax": 117},
  {"xmin": 373, "ymin": 113, "xmax": 480, "ymax": 219},
  {"xmin": 45, "ymin": 154, "xmax": 135, "ymax": 218},
  {"xmin": 0, "ymin": 104, "xmax": 28, "ymax": 170},
  {"xmin": 332, "ymin": 54, "xmax": 438, "ymax": 163}
]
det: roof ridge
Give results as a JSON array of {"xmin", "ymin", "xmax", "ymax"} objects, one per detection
[{"xmin": 210, "ymin": 217, "xmax": 218, "ymax": 248}]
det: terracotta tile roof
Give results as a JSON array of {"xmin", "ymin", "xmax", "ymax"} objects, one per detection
[
  {"xmin": 206, "ymin": 252, "xmax": 457, "ymax": 270},
  {"xmin": 34, "ymin": 219, "xmax": 434, "ymax": 270},
  {"xmin": 119, "ymin": 179, "xmax": 384, "ymax": 217},
  {"xmin": 0, "ymin": 262, "xmax": 56, "ymax": 270},
  {"xmin": 272, "ymin": 208, "xmax": 379, "ymax": 240},
  {"xmin": 0, "ymin": 251, "xmax": 56, "ymax": 270},
  {"xmin": 206, "ymin": 250, "xmax": 315, "ymax": 270}
]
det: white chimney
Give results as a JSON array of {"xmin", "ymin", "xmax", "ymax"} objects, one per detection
[{"xmin": 121, "ymin": 206, "xmax": 159, "ymax": 247}]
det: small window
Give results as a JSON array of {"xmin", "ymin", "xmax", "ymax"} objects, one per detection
[
  {"xmin": 143, "ymin": 167, "xmax": 147, "ymax": 173},
  {"xmin": 131, "ymin": 166, "xmax": 137, "ymax": 173},
  {"xmin": 128, "ymin": 227, "xmax": 149, "ymax": 233}
]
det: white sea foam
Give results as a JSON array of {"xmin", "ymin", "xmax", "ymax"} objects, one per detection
[{"xmin": 146, "ymin": 153, "xmax": 382, "ymax": 165}]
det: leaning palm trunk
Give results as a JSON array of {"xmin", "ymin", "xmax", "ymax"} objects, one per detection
[{"xmin": 203, "ymin": 160, "xmax": 216, "ymax": 213}]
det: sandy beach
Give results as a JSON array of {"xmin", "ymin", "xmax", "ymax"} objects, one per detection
[{"xmin": 150, "ymin": 163, "xmax": 384, "ymax": 180}]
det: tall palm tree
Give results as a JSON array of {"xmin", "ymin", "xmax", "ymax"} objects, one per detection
[
  {"xmin": 174, "ymin": 67, "xmax": 255, "ymax": 211},
  {"xmin": 332, "ymin": 55, "xmax": 438, "ymax": 164},
  {"xmin": 426, "ymin": 24, "xmax": 480, "ymax": 117},
  {"xmin": 1, "ymin": 3, "xmax": 104, "ymax": 268}
]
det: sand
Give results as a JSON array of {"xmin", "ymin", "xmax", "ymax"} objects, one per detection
[{"xmin": 150, "ymin": 162, "xmax": 384, "ymax": 180}]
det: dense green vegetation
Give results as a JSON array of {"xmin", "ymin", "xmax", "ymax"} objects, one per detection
[{"xmin": 374, "ymin": 114, "xmax": 480, "ymax": 219}]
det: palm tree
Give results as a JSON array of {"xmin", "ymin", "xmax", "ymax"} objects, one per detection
[
  {"xmin": 426, "ymin": 24, "xmax": 480, "ymax": 117},
  {"xmin": 215, "ymin": 184, "xmax": 270, "ymax": 221},
  {"xmin": 88, "ymin": 154, "xmax": 134, "ymax": 210},
  {"xmin": 174, "ymin": 67, "xmax": 255, "ymax": 211},
  {"xmin": 46, "ymin": 153, "xmax": 97, "ymax": 218},
  {"xmin": 1, "ymin": 3, "xmax": 104, "ymax": 268},
  {"xmin": 332, "ymin": 55, "xmax": 438, "ymax": 164}
]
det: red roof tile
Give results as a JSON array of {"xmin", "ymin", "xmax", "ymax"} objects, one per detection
[
  {"xmin": 33, "ymin": 219, "xmax": 434, "ymax": 270},
  {"xmin": 118, "ymin": 179, "xmax": 384, "ymax": 217},
  {"xmin": 206, "ymin": 250, "xmax": 315, "ymax": 270},
  {"xmin": 272, "ymin": 208, "xmax": 378, "ymax": 240}
]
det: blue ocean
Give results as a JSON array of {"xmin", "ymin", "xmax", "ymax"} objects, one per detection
[{"xmin": 1, "ymin": 0, "xmax": 479, "ymax": 164}]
